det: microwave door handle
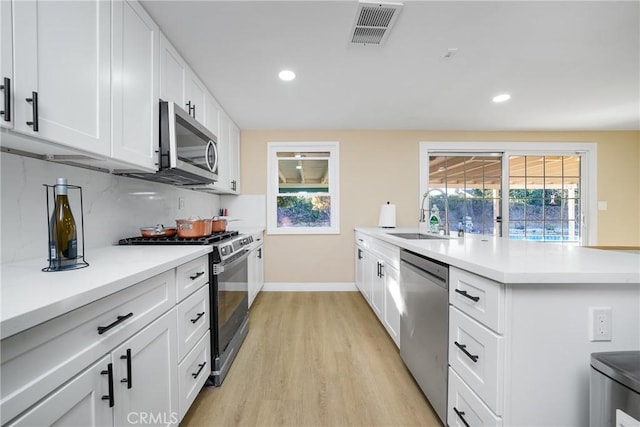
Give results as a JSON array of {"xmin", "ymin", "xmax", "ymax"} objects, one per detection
[{"xmin": 205, "ymin": 140, "xmax": 218, "ymax": 173}]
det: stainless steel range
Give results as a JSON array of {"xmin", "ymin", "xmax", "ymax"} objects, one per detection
[{"xmin": 119, "ymin": 231, "xmax": 252, "ymax": 386}]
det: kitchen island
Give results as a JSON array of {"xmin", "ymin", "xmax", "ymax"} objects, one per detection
[{"xmin": 355, "ymin": 227, "xmax": 640, "ymax": 427}]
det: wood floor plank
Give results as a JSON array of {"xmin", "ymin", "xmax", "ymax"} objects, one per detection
[{"xmin": 181, "ymin": 292, "xmax": 442, "ymax": 427}]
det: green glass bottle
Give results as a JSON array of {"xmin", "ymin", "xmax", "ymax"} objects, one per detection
[{"xmin": 51, "ymin": 178, "xmax": 78, "ymax": 267}]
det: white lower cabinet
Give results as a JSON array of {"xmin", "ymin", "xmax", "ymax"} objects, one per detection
[
  {"xmin": 447, "ymin": 266, "xmax": 640, "ymax": 426},
  {"xmin": 248, "ymin": 242, "xmax": 264, "ymax": 308},
  {"xmin": 7, "ymin": 355, "xmax": 114, "ymax": 427},
  {"xmin": 354, "ymin": 232, "xmax": 400, "ymax": 347},
  {"xmin": 448, "ymin": 368, "xmax": 502, "ymax": 427},
  {"xmin": 178, "ymin": 330, "xmax": 211, "ymax": 420},
  {"xmin": 112, "ymin": 309, "xmax": 179, "ymax": 426},
  {"xmin": 1, "ymin": 256, "xmax": 212, "ymax": 427}
]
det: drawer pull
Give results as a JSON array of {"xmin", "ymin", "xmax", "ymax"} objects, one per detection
[
  {"xmin": 190, "ymin": 271, "xmax": 205, "ymax": 280},
  {"xmin": 192, "ymin": 361, "xmax": 207, "ymax": 379},
  {"xmin": 453, "ymin": 407, "xmax": 470, "ymax": 427},
  {"xmin": 1, "ymin": 77, "xmax": 10, "ymax": 122},
  {"xmin": 190, "ymin": 311, "xmax": 205, "ymax": 324},
  {"xmin": 455, "ymin": 288, "xmax": 480, "ymax": 302},
  {"xmin": 101, "ymin": 363, "xmax": 114, "ymax": 407},
  {"xmin": 97, "ymin": 312, "xmax": 134, "ymax": 335},
  {"xmin": 120, "ymin": 348, "xmax": 132, "ymax": 389},
  {"xmin": 454, "ymin": 341, "xmax": 479, "ymax": 362},
  {"xmin": 25, "ymin": 91, "xmax": 38, "ymax": 131}
]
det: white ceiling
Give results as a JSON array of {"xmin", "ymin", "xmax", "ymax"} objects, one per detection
[{"xmin": 141, "ymin": 0, "xmax": 640, "ymax": 131}]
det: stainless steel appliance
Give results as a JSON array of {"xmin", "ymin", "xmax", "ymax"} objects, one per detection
[
  {"xmin": 590, "ymin": 351, "xmax": 640, "ymax": 427},
  {"xmin": 119, "ymin": 231, "xmax": 252, "ymax": 386},
  {"xmin": 399, "ymin": 249, "xmax": 449, "ymax": 425},
  {"xmin": 118, "ymin": 101, "xmax": 219, "ymax": 186}
]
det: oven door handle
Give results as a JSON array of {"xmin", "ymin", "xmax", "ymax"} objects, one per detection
[{"xmin": 213, "ymin": 249, "xmax": 250, "ymax": 275}]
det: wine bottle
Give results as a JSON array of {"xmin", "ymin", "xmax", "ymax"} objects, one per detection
[{"xmin": 51, "ymin": 178, "xmax": 78, "ymax": 267}]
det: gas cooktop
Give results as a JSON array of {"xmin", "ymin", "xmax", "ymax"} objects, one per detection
[{"xmin": 118, "ymin": 230, "xmax": 239, "ymax": 246}]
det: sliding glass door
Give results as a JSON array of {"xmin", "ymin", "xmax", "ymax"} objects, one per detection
[{"xmin": 427, "ymin": 152, "xmax": 584, "ymax": 243}]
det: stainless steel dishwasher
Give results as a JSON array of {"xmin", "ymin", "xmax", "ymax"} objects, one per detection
[{"xmin": 400, "ymin": 249, "xmax": 449, "ymax": 425}]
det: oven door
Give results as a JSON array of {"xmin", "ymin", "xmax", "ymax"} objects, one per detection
[{"xmin": 213, "ymin": 249, "xmax": 249, "ymax": 357}]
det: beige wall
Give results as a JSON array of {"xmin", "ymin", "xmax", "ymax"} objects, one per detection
[{"xmin": 240, "ymin": 130, "xmax": 640, "ymax": 284}]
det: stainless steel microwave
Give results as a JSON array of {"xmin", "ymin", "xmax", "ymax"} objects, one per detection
[
  {"xmin": 114, "ymin": 101, "xmax": 219, "ymax": 186},
  {"xmin": 156, "ymin": 101, "xmax": 219, "ymax": 185}
]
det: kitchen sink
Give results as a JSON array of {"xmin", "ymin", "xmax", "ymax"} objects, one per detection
[{"xmin": 388, "ymin": 233, "xmax": 449, "ymax": 240}]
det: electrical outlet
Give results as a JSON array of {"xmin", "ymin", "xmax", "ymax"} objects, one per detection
[
  {"xmin": 589, "ymin": 307, "xmax": 612, "ymax": 341},
  {"xmin": 178, "ymin": 197, "xmax": 185, "ymax": 210}
]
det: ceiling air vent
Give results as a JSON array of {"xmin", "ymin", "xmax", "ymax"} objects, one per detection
[{"xmin": 350, "ymin": 1, "xmax": 403, "ymax": 46}]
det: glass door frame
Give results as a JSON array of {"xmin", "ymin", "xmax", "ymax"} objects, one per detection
[{"xmin": 419, "ymin": 142, "xmax": 598, "ymax": 245}]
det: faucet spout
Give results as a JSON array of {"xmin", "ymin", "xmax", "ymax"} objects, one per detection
[{"xmin": 419, "ymin": 189, "xmax": 450, "ymax": 235}]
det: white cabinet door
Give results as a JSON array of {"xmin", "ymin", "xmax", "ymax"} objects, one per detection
[
  {"xmin": 12, "ymin": 0, "xmax": 111, "ymax": 156},
  {"xmin": 204, "ymin": 92, "xmax": 221, "ymax": 138},
  {"xmin": 371, "ymin": 257, "xmax": 384, "ymax": 318},
  {"xmin": 185, "ymin": 71, "xmax": 206, "ymax": 123},
  {"xmin": 228, "ymin": 121, "xmax": 241, "ymax": 193},
  {"xmin": 159, "ymin": 33, "xmax": 186, "ymax": 107},
  {"xmin": 217, "ymin": 110, "xmax": 231, "ymax": 190},
  {"xmin": 248, "ymin": 244, "xmax": 264, "ymax": 308},
  {"xmin": 113, "ymin": 309, "xmax": 179, "ymax": 427},
  {"xmin": 383, "ymin": 263, "xmax": 400, "ymax": 347},
  {"xmin": 111, "ymin": 0, "xmax": 159, "ymax": 171},
  {"xmin": 6, "ymin": 355, "xmax": 113, "ymax": 427},
  {"xmin": 1, "ymin": 0, "xmax": 13, "ymax": 129}
]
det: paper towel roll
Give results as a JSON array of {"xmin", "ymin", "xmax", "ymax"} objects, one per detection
[{"xmin": 378, "ymin": 202, "xmax": 396, "ymax": 228}]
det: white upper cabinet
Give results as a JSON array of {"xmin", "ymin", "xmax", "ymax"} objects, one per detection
[
  {"xmin": 160, "ymin": 33, "xmax": 187, "ymax": 108},
  {"xmin": 11, "ymin": 0, "xmax": 111, "ymax": 156},
  {"xmin": 229, "ymin": 121, "xmax": 241, "ymax": 193},
  {"xmin": 1, "ymin": 0, "xmax": 13, "ymax": 129},
  {"xmin": 185, "ymin": 71, "xmax": 206, "ymax": 123},
  {"xmin": 111, "ymin": 0, "xmax": 160, "ymax": 172},
  {"xmin": 204, "ymin": 92, "xmax": 221, "ymax": 138}
]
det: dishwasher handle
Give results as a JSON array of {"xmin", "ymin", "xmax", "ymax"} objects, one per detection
[{"xmin": 400, "ymin": 259, "xmax": 448, "ymax": 290}]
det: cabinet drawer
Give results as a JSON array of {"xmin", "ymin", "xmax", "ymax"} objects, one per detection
[
  {"xmin": 371, "ymin": 239, "xmax": 400, "ymax": 270},
  {"xmin": 178, "ymin": 330, "xmax": 211, "ymax": 421},
  {"xmin": 355, "ymin": 231, "xmax": 371, "ymax": 250},
  {"xmin": 0, "ymin": 270, "xmax": 175, "ymax": 425},
  {"xmin": 449, "ymin": 306, "xmax": 504, "ymax": 415},
  {"xmin": 176, "ymin": 255, "xmax": 209, "ymax": 302},
  {"xmin": 448, "ymin": 367, "xmax": 502, "ymax": 427},
  {"xmin": 177, "ymin": 284, "xmax": 210, "ymax": 361},
  {"xmin": 450, "ymin": 267, "xmax": 504, "ymax": 333}
]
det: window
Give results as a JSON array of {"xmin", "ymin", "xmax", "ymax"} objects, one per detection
[
  {"xmin": 420, "ymin": 142, "xmax": 597, "ymax": 245},
  {"xmin": 267, "ymin": 142, "xmax": 340, "ymax": 234}
]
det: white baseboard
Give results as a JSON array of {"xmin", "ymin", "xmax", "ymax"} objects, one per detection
[{"xmin": 262, "ymin": 282, "xmax": 357, "ymax": 292}]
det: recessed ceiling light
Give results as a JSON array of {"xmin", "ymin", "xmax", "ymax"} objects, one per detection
[
  {"xmin": 278, "ymin": 70, "xmax": 296, "ymax": 81},
  {"xmin": 493, "ymin": 93, "xmax": 511, "ymax": 103}
]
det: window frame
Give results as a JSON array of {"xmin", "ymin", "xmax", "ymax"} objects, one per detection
[
  {"xmin": 267, "ymin": 141, "xmax": 340, "ymax": 235},
  {"xmin": 419, "ymin": 142, "xmax": 598, "ymax": 245}
]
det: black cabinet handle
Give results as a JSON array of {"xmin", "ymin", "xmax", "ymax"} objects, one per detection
[
  {"xmin": 101, "ymin": 363, "xmax": 114, "ymax": 407},
  {"xmin": 231, "ymin": 180, "xmax": 237, "ymax": 191},
  {"xmin": 455, "ymin": 288, "xmax": 480, "ymax": 302},
  {"xmin": 258, "ymin": 248, "xmax": 262, "ymax": 259},
  {"xmin": 25, "ymin": 91, "xmax": 38, "ymax": 131},
  {"xmin": 120, "ymin": 348, "xmax": 132, "ymax": 389},
  {"xmin": 0, "ymin": 77, "xmax": 10, "ymax": 122},
  {"xmin": 191, "ymin": 103, "xmax": 196, "ymax": 118},
  {"xmin": 186, "ymin": 101, "xmax": 195, "ymax": 118},
  {"xmin": 191, "ymin": 361, "xmax": 207, "ymax": 379},
  {"xmin": 97, "ymin": 312, "xmax": 134, "ymax": 335},
  {"xmin": 453, "ymin": 407, "xmax": 470, "ymax": 427},
  {"xmin": 357, "ymin": 249, "xmax": 362, "ymax": 260},
  {"xmin": 190, "ymin": 311, "xmax": 205, "ymax": 324},
  {"xmin": 454, "ymin": 341, "xmax": 479, "ymax": 363},
  {"xmin": 190, "ymin": 271, "xmax": 205, "ymax": 280}
]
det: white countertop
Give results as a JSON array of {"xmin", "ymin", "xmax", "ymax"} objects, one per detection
[
  {"xmin": 356, "ymin": 227, "xmax": 640, "ymax": 284},
  {"xmin": 0, "ymin": 245, "xmax": 212, "ymax": 339}
]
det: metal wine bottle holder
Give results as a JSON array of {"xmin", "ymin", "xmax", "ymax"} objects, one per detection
[{"xmin": 42, "ymin": 183, "xmax": 89, "ymax": 272}]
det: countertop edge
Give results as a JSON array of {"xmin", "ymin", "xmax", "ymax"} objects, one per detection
[{"xmin": 0, "ymin": 246, "xmax": 212, "ymax": 339}]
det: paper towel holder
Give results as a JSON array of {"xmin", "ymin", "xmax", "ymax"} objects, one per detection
[{"xmin": 378, "ymin": 201, "xmax": 396, "ymax": 228}]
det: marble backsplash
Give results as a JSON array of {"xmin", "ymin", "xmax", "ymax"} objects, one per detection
[{"xmin": 1, "ymin": 152, "xmax": 221, "ymax": 264}]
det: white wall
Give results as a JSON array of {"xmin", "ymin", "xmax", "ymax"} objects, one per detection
[{"xmin": 0, "ymin": 152, "xmax": 221, "ymax": 263}]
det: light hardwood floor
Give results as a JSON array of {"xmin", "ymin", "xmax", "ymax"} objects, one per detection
[{"xmin": 181, "ymin": 292, "xmax": 441, "ymax": 426}]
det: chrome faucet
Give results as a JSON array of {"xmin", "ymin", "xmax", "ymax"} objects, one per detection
[{"xmin": 419, "ymin": 189, "xmax": 450, "ymax": 235}]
